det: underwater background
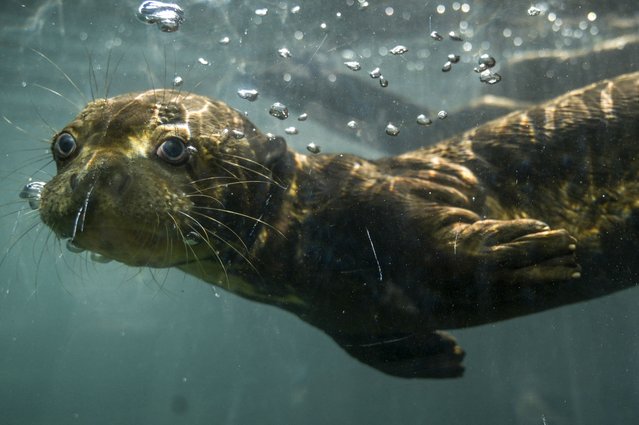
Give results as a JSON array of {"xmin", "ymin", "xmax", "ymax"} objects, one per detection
[{"xmin": 0, "ymin": 1, "xmax": 638, "ymax": 424}]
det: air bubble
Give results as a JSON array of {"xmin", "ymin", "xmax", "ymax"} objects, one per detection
[
  {"xmin": 65, "ymin": 239, "xmax": 85, "ymax": 253},
  {"xmin": 231, "ymin": 129, "xmax": 245, "ymax": 139},
  {"xmin": 447, "ymin": 54, "xmax": 460, "ymax": 63},
  {"xmin": 278, "ymin": 47, "xmax": 292, "ymax": 58},
  {"xmin": 19, "ymin": 181, "xmax": 46, "ymax": 210},
  {"xmin": 385, "ymin": 123, "xmax": 400, "ymax": 136},
  {"xmin": 219, "ymin": 36, "xmax": 230, "ymax": 45},
  {"xmin": 90, "ymin": 252, "xmax": 112, "ymax": 263},
  {"xmin": 136, "ymin": 1, "xmax": 185, "ymax": 32},
  {"xmin": 369, "ymin": 67, "xmax": 381, "ymax": 78},
  {"xmin": 255, "ymin": 8, "xmax": 268, "ymax": 16},
  {"xmin": 379, "ymin": 76, "xmax": 389, "ymax": 87},
  {"xmin": 197, "ymin": 57, "xmax": 209, "ymax": 65},
  {"xmin": 389, "ymin": 45, "xmax": 408, "ymax": 55},
  {"xmin": 183, "ymin": 231, "xmax": 203, "ymax": 246},
  {"xmin": 237, "ymin": 89, "xmax": 259, "ymax": 101},
  {"xmin": 285, "ymin": 127, "xmax": 298, "ymax": 135},
  {"xmin": 269, "ymin": 102, "xmax": 289, "ymax": 120},
  {"xmin": 172, "ymin": 76, "xmax": 183, "ymax": 87},
  {"xmin": 344, "ymin": 61, "xmax": 362, "ymax": 71},
  {"xmin": 306, "ymin": 142, "xmax": 321, "ymax": 154},
  {"xmin": 527, "ymin": 5, "xmax": 542, "ymax": 16},
  {"xmin": 437, "ymin": 110, "xmax": 448, "ymax": 119},
  {"xmin": 298, "ymin": 113, "xmax": 308, "ymax": 121},
  {"xmin": 478, "ymin": 53, "xmax": 496, "ymax": 68},
  {"xmin": 479, "ymin": 70, "xmax": 502, "ymax": 84},
  {"xmin": 416, "ymin": 114, "xmax": 432, "ymax": 126},
  {"xmin": 347, "ymin": 120, "xmax": 358, "ymax": 129},
  {"xmin": 448, "ymin": 31, "xmax": 463, "ymax": 41},
  {"xmin": 430, "ymin": 31, "xmax": 444, "ymax": 41},
  {"xmin": 442, "ymin": 61, "xmax": 452, "ymax": 72}
]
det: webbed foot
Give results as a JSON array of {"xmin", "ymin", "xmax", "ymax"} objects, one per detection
[{"xmin": 451, "ymin": 218, "xmax": 581, "ymax": 286}]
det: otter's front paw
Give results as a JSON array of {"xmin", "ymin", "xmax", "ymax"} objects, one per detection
[{"xmin": 452, "ymin": 219, "xmax": 581, "ymax": 285}]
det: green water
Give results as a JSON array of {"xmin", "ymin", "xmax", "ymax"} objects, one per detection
[{"xmin": 1, "ymin": 1, "xmax": 637, "ymax": 424}]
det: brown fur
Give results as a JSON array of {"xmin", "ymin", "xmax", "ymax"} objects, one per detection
[{"xmin": 39, "ymin": 72, "xmax": 639, "ymax": 378}]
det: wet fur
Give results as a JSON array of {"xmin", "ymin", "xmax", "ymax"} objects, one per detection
[{"xmin": 37, "ymin": 71, "xmax": 639, "ymax": 378}]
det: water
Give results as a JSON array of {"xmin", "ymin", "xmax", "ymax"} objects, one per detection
[{"xmin": 1, "ymin": 1, "xmax": 638, "ymax": 424}]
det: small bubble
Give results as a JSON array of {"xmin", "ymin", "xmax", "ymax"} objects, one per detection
[
  {"xmin": 136, "ymin": 1, "xmax": 185, "ymax": 33},
  {"xmin": 278, "ymin": 47, "xmax": 292, "ymax": 58},
  {"xmin": 255, "ymin": 8, "xmax": 268, "ymax": 16},
  {"xmin": 347, "ymin": 120, "xmax": 358, "ymax": 129},
  {"xmin": 478, "ymin": 53, "xmax": 496, "ymax": 68},
  {"xmin": 297, "ymin": 113, "xmax": 308, "ymax": 121},
  {"xmin": 19, "ymin": 181, "xmax": 46, "ymax": 210},
  {"xmin": 269, "ymin": 102, "xmax": 289, "ymax": 120},
  {"xmin": 385, "ymin": 123, "xmax": 400, "ymax": 136},
  {"xmin": 379, "ymin": 75, "xmax": 389, "ymax": 87},
  {"xmin": 587, "ymin": 12, "xmax": 597, "ymax": 22},
  {"xmin": 479, "ymin": 70, "xmax": 502, "ymax": 85},
  {"xmin": 448, "ymin": 31, "xmax": 463, "ymax": 41},
  {"xmin": 90, "ymin": 252, "xmax": 112, "ymax": 263},
  {"xmin": 320, "ymin": 22, "xmax": 327, "ymax": 30},
  {"xmin": 416, "ymin": 114, "xmax": 432, "ymax": 126},
  {"xmin": 172, "ymin": 76, "xmax": 183, "ymax": 86},
  {"xmin": 369, "ymin": 67, "xmax": 381, "ymax": 78},
  {"xmin": 306, "ymin": 142, "xmax": 321, "ymax": 154},
  {"xmin": 442, "ymin": 61, "xmax": 452, "ymax": 72},
  {"xmin": 437, "ymin": 110, "xmax": 448, "ymax": 119},
  {"xmin": 183, "ymin": 231, "xmax": 203, "ymax": 246},
  {"xmin": 65, "ymin": 239, "xmax": 85, "ymax": 253},
  {"xmin": 219, "ymin": 36, "xmax": 230, "ymax": 45},
  {"xmin": 527, "ymin": 5, "xmax": 542, "ymax": 16},
  {"xmin": 237, "ymin": 89, "xmax": 259, "ymax": 101},
  {"xmin": 430, "ymin": 31, "xmax": 444, "ymax": 41},
  {"xmin": 389, "ymin": 45, "xmax": 408, "ymax": 55},
  {"xmin": 285, "ymin": 127, "xmax": 298, "ymax": 135},
  {"xmin": 291, "ymin": 5, "xmax": 301, "ymax": 13},
  {"xmin": 294, "ymin": 30, "xmax": 304, "ymax": 40},
  {"xmin": 447, "ymin": 54, "xmax": 460, "ymax": 63},
  {"xmin": 385, "ymin": 7, "xmax": 394, "ymax": 16},
  {"xmin": 197, "ymin": 57, "xmax": 209, "ymax": 65},
  {"xmin": 231, "ymin": 129, "xmax": 245, "ymax": 139},
  {"xmin": 21, "ymin": 81, "xmax": 27, "ymax": 88},
  {"xmin": 461, "ymin": 3, "xmax": 470, "ymax": 12},
  {"xmin": 436, "ymin": 4, "xmax": 446, "ymax": 14},
  {"xmin": 344, "ymin": 61, "xmax": 361, "ymax": 71}
]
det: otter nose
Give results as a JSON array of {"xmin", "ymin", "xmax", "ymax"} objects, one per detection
[{"xmin": 68, "ymin": 162, "xmax": 132, "ymax": 196}]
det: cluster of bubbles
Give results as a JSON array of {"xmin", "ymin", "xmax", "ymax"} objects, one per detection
[{"xmin": 135, "ymin": 1, "xmax": 184, "ymax": 32}]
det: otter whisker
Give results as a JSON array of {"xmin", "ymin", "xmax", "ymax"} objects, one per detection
[
  {"xmin": 78, "ymin": 185, "xmax": 95, "ymax": 234},
  {"xmin": 219, "ymin": 152, "xmax": 274, "ymax": 174},
  {"xmin": 31, "ymin": 83, "xmax": 80, "ymax": 110},
  {"xmin": 0, "ymin": 219, "xmax": 42, "ymax": 268},
  {"xmin": 31, "ymin": 48, "xmax": 86, "ymax": 103},
  {"xmin": 217, "ymin": 158, "xmax": 285, "ymax": 189},
  {"xmin": 187, "ymin": 210, "xmax": 250, "ymax": 252},
  {"xmin": 184, "ymin": 193, "xmax": 225, "ymax": 208},
  {"xmin": 188, "ymin": 175, "xmax": 236, "ymax": 185},
  {"xmin": 197, "ymin": 179, "xmax": 274, "ymax": 192},
  {"xmin": 193, "ymin": 206, "xmax": 285, "ymax": 239},
  {"xmin": 171, "ymin": 212, "xmax": 230, "ymax": 287}
]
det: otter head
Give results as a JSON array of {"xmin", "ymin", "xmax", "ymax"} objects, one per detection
[{"xmin": 39, "ymin": 90, "xmax": 290, "ymax": 269}]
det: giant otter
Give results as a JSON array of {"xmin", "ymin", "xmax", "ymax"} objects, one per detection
[{"xmin": 38, "ymin": 71, "xmax": 639, "ymax": 378}]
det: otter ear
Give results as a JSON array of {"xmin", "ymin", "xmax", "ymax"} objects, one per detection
[{"xmin": 261, "ymin": 134, "xmax": 288, "ymax": 168}]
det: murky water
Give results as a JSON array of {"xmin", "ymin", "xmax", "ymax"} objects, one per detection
[{"xmin": 1, "ymin": 1, "xmax": 638, "ymax": 424}]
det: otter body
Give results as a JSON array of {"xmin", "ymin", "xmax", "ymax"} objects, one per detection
[{"xmin": 39, "ymin": 72, "xmax": 639, "ymax": 378}]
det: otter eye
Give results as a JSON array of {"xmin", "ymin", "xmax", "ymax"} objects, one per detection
[
  {"xmin": 157, "ymin": 136, "xmax": 189, "ymax": 165},
  {"xmin": 53, "ymin": 132, "xmax": 77, "ymax": 160}
]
